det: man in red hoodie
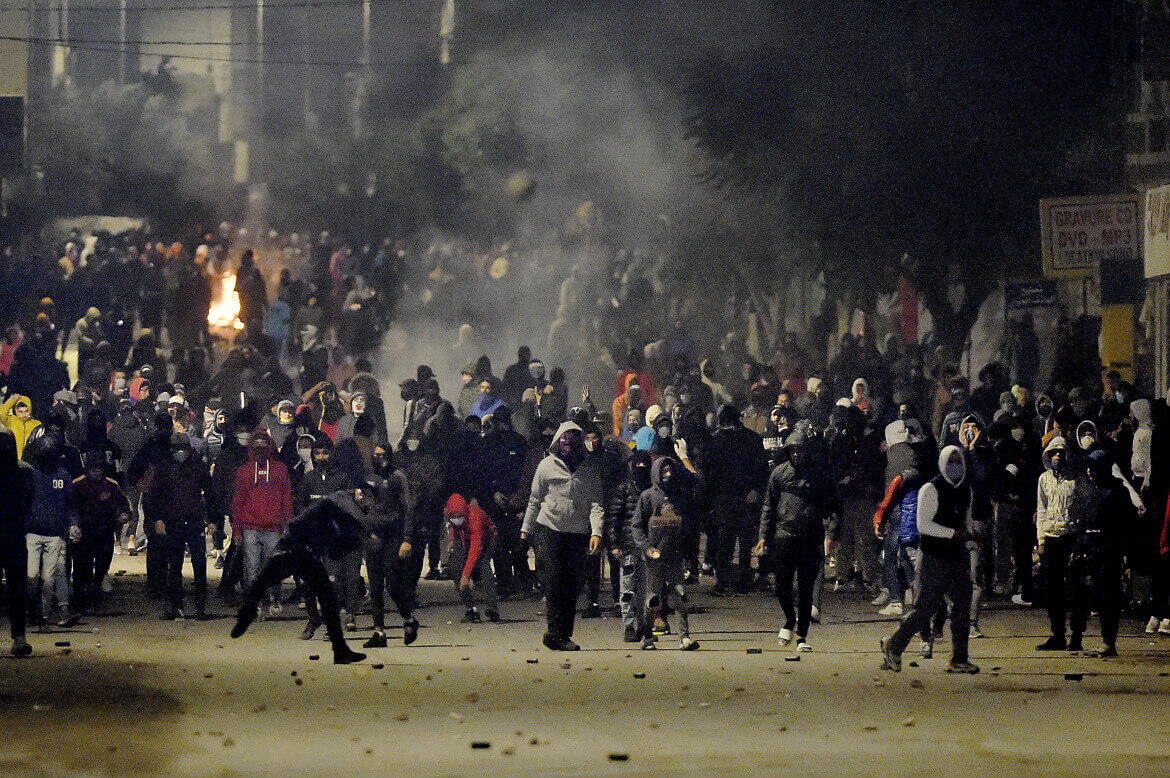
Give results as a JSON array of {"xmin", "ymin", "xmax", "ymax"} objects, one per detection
[
  {"xmin": 445, "ymin": 493, "xmax": 499, "ymax": 623},
  {"xmin": 233, "ymin": 431, "xmax": 294, "ymax": 617}
]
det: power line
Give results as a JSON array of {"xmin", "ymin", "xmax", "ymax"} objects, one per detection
[
  {"xmin": 0, "ymin": 35, "xmax": 431, "ymax": 67},
  {"xmin": 3, "ymin": 0, "xmax": 368, "ymax": 12}
]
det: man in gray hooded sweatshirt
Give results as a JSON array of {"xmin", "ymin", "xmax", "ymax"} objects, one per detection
[
  {"xmin": 881, "ymin": 445, "xmax": 979, "ymax": 674},
  {"xmin": 521, "ymin": 421, "xmax": 604, "ymax": 651}
]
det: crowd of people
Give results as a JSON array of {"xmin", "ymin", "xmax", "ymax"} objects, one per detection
[{"xmin": 0, "ymin": 222, "xmax": 1164, "ymax": 676}]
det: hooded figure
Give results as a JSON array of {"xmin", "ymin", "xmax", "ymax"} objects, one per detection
[
  {"xmin": 707, "ymin": 403, "xmax": 768, "ymax": 593},
  {"xmin": 0, "ymin": 430, "xmax": 36, "ymax": 654},
  {"xmin": 881, "ymin": 445, "xmax": 979, "ymax": 674},
  {"xmin": 265, "ymin": 399, "xmax": 297, "ymax": 451},
  {"xmin": 1073, "ymin": 420, "xmax": 1144, "ymax": 513},
  {"xmin": 852, "ymin": 378, "xmax": 872, "ymax": 414},
  {"xmin": 231, "ymin": 431, "xmax": 294, "ymax": 594},
  {"xmin": 521, "ymin": 421, "xmax": 605, "ymax": 651},
  {"xmin": 1, "ymin": 394, "xmax": 40, "ymax": 459},
  {"xmin": 629, "ymin": 455, "xmax": 700, "ymax": 650},
  {"xmin": 608, "ymin": 450, "xmax": 653, "ymax": 639},
  {"xmin": 469, "ymin": 377, "xmax": 506, "ymax": 420}
]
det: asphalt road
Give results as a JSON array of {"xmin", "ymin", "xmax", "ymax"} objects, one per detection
[{"xmin": 2, "ymin": 553, "xmax": 1169, "ymax": 777}]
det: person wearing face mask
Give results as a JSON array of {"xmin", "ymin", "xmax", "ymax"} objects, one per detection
[
  {"xmin": 757, "ymin": 427, "xmax": 840, "ymax": 652},
  {"xmin": 358, "ymin": 469, "xmax": 421, "ymax": 648},
  {"xmin": 397, "ymin": 433, "xmax": 446, "ymax": 583},
  {"xmin": 1034, "ymin": 437, "xmax": 1079, "ymax": 650},
  {"xmin": 150, "ymin": 433, "xmax": 214, "ymax": 620},
  {"xmin": 293, "ymin": 435, "xmax": 353, "ymax": 639},
  {"xmin": 521, "ymin": 422, "xmax": 605, "ymax": 651},
  {"xmin": 633, "ymin": 405, "xmax": 662, "ymax": 452},
  {"xmin": 707, "ymin": 405, "xmax": 768, "ymax": 595},
  {"xmin": 1074, "ymin": 420, "xmax": 1145, "ymax": 515},
  {"xmin": 203, "ymin": 404, "xmax": 227, "ymax": 462},
  {"xmin": 231, "ymin": 431, "xmax": 294, "ymax": 619},
  {"xmin": 456, "ymin": 364, "xmax": 479, "ymax": 420},
  {"xmin": 630, "ymin": 456, "xmax": 701, "ymax": 651},
  {"xmin": 287, "ymin": 432, "xmax": 316, "ymax": 490},
  {"xmin": 608, "ymin": 451, "xmax": 653, "ymax": 641},
  {"xmin": 299, "ymin": 324, "xmax": 329, "ymax": 391},
  {"xmin": 26, "ymin": 432, "xmax": 79, "ymax": 629},
  {"xmin": 211, "ymin": 416, "xmax": 255, "ymax": 581},
  {"xmin": 479, "ymin": 407, "xmax": 528, "ymax": 601},
  {"xmin": 445, "ymin": 492, "xmax": 500, "ymax": 624},
  {"xmin": 989, "ymin": 420, "xmax": 1039, "ymax": 606},
  {"xmin": 881, "ymin": 446, "xmax": 980, "ymax": 674},
  {"xmin": 470, "ymin": 377, "xmax": 506, "ymax": 421},
  {"xmin": 71, "ymin": 453, "xmax": 131, "ymax": 617},
  {"xmin": 1033, "ymin": 393, "xmax": 1055, "ymax": 441},
  {"xmin": 502, "ymin": 346, "xmax": 539, "ymax": 410},
  {"xmin": 611, "ymin": 374, "xmax": 643, "ymax": 439}
]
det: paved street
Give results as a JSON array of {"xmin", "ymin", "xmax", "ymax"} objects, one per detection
[{"xmin": 2, "ymin": 554, "xmax": 1169, "ymax": 777}]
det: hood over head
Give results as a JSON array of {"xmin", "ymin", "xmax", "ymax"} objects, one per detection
[
  {"xmin": 717, "ymin": 404, "xmax": 741, "ymax": 428},
  {"xmin": 1132, "ymin": 398, "xmax": 1152, "ymax": 425},
  {"xmin": 1042, "ymin": 436, "xmax": 1068, "ymax": 472},
  {"xmin": 644, "ymin": 404, "xmax": 663, "ymax": 427},
  {"xmin": 938, "ymin": 445, "xmax": 967, "ymax": 486},
  {"xmin": 885, "ymin": 420, "xmax": 910, "ymax": 449},
  {"xmin": 650, "ymin": 455, "xmax": 678, "ymax": 490},
  {"xmin": 247, "ymin": 430, "xmax": 276, "ymax": 460}
]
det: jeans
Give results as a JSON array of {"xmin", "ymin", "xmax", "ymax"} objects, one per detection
[
  {"xmin": 618, "ymin": 552, "xmax": 645, "ymax": 631},
  {"xmin": 771, "ymin": 537, "xmax": 823, "ymax": 639},
  {"xmin": 242, "ymin": 528, "xmax": 284, "ymax": 600},
  {"xmin": 646, "ymin": 555, "xmax": 691, "ymax": 639},
  {"xmin": 26, "ymin": 533, "xmax": 68, "ymax": 618},
  {"xmin": 364, "ymin": 534, "xmax": 416, "ymax": 628},
  {"xmin": 165, "ymin": 521, "xmax": 207, "ymax": 613},
  {"xmin": 887, "ymin": 550, "xmax": 972, "ymax": 663},
  {"xmin": 450, "ymin": 534, "xmax": 499, "ymax": 612},
  {"xmin": 535, "ymin": 525, "xmax": 588, "ymax": 643},
  {"xmin": 881, "ymin": 522, "xmax": 902, "ymax": 599},
  {"xmin": 968, "ymin": 542, "xmax": 985, "ymax": 629}
]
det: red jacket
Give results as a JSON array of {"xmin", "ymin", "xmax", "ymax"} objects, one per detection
[
  {"xmin": 445, "ymin": 493, "xmax": 495, "ymax": 580},
  {"xmin": 232, "ymin": 432, "xmax": 293, "ymax": 532}
]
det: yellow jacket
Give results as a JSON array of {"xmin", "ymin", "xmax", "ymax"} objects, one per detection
[{"xmin": 2, "ymin": 394, "xmax": 41, "ymax": 459}]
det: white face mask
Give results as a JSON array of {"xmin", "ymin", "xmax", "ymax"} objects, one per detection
[
  {"xmin": 1080, "ymin": 434, "xmax": 1095, "ymax": 450},
  {"xmin": 235, "ymin": 432, "xmax": 251, "ymax": 446},
  {"xmin": 1115, "ymin": 390, "xmax": 1125, "ymax": 403},
  {"xmin": 406, "ymin": 439, "xmax": 419, "ymax": 452},
  {"xmin": 298, "ymin": 448, "xmax": 312, "ymax": 463},
  {"xmin": 173, "ymin": 449, "xmax": 190, "ymax": 462},
  {"xmin": 448, "ymin": 513, "xmax": 465, "ymax": 527},
  {"xmin": 585, "ymin": 439, "xmax": 597, "ymax": 452},
  {"xmin": 1011, "ymin": 428, "xmax": 1024, "ymax": 442},
  {"xmin": 114, "ymin": 377, "xmax": 126, "ymax": 391}
]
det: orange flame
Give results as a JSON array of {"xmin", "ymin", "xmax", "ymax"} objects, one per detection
[{"xmin": 208, "ymin": 273, "xmax": 244, "ymax": 329}]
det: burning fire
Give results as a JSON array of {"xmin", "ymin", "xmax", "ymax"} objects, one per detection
[{"xmin": 208, "ymin": 273, "xmax": 244, "ymax": 330}]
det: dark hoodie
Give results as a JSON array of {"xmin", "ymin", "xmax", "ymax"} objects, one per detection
[
  {"xmin": 630, "ymin": 456, "xmax": 696, "ymax": 561},
  {"xmin": 705, "ymin": 404, "xmax": 767, "ymax": 498},
  {"xmin": 0, "ymin": 431, "xmax": 36, "ymax": 538},
  {"xmin": 759, "ymin": 428, "xmax": 840, "ymax": 543},
  {"xmin": 282, "ymin": 489, "xmax": 366, "ymax": 559},
  {"xmin": 79, "ymin": 408, "xmax": 122, "ymax": 473},
  {"xmin": 607, "ymin": 450, "xmax": 651, "ymax": 553}
]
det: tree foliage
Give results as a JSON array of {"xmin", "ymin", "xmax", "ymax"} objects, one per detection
[{"xmin": 681, "ymin": 0, "xmax": 1127, "ymax": 350}]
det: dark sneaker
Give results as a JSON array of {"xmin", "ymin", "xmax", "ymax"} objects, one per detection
[
  {"xmin": 879, "ymin": 637, "xmax": 901, "ymax": 672},
  {"xmin": 363, "ymin": 631, "xmax": 387, "ymax": 649},
  {"xmin": 581, "ymin": 603, "xmax": 601, "ymax": 619},
  {"xmin": 423, "ymin": 568, "xmax": 441, "ymax": 581},
  {"xmin": 300, "ymin": 621, "xmax": 320, "ymax": 641},
  {"xmin": 333, "ymin": 648, "xmax": 366, "ymax": 665},
  {"xmin": 1067, "ymin": 637, "xmax": 1084, "ymax": 652},
  {"xmin": 1036, "ymin": 636, "xmax": 1067, "ymax": 651},
  {"xmin": 231, "ymin": 605, "xmax": 258, "ymax": 638},
  {"xmin": 461, "ymin": 608, "xmax": 481, "ymax": 624},
  {"xmin": 403, "ymin": 618, "xmax": 419, "ymax": 646},
  {"xmin": 542, "ymin": 633, "xmax": 565, "ymax": 651},
  {"xmin": 946, "ymin": 660, "xmax": 980, "ymax": 674},
  {"xmin": 1093, "ymin": 645, "xmax": 1118, "ymax": 658},
  {"xmin": 10, "ymin": 637, "xmax": 31, "ymax": 657},
  {"xmin": 560, "ymin": 639, "xmax": 580, "ymax": 651},
  {"xmin": 623, "ymin": 626, "xmax": 640, "ymax": 643},
  {"xmin": 485, "ymin": 608, "xmax": 500, "ymax": 623},
  {"xmin": 652, "ymin": 619, "xmax": 671, "ymax": 636},
  {"xmin": 641, "ymin": 637, "xmax": 656, "ymax": 650}
]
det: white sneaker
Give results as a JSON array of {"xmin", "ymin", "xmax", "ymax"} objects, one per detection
[
  {"xmin": 870, "ymin": 588, "xmax": 891, "ymax": 607},
  {"xmin": 796, "ymin": 640, "xmax": 812, "ymax": 652},
  {"xmin": 879, "ymin": 602, "xmax": 903, "ymax": 617},
  {"xmin": 970, "ymin": 626, "xmax": 984, "ymax": 639},
  {"xmin": 810, "ymin": 606, "xmax": 820, "ymax": 622},
  {"xmin": 1011, "ymin": 594, "xmax": 1032, "ymax": 607},
  {"xmin": 920, "ymin": 640, "xmax": 933, "ymax": 659},
  {"xmin": 1159, "ymin": 618, "xmax": 1170, "ymax": 636},
  {"xmin": 777, "ymin": 628, "xmax": 794, "ymax": 646},
  {"xmin": 1146, "ymin": 616, "xmax": 1160, "ymax": 634}
]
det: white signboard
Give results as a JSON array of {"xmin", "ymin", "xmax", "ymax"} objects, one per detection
[
  {"xmin": 1144, "ymin": 184, "xmax": 1170, "ymax": 279},
  {"xmin": 1040, "ymin": 194, "xmax": 1140, "ymax": 280}
]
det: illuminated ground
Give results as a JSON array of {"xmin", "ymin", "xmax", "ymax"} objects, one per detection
[{"xmin": 2, "ymin": 554, "xmax": 1169, "ymax": 777}]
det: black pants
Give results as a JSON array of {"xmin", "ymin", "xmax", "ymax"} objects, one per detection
[
  {"xmin": 1070, "ymin": 544, "xmax": 1122, "ymax": 648},
  {"xmin": 364, "ymin": 535, "xmax": 415, "ymax": 629},
  {"xmin": 1042, "ymin": 534, "xmax": 1075, "ymax": 639},
  {"xmin": 715, "ymin": 493, "xmax": 757, "ymax": 589},
  {"xmin": 772, "ymin": 536, "xmax": 823, "ymax": 639},
  {"xmin": 145, "ymin": 516, "xmax": 167, "ymax": 595},
  {"xmin": 0, "ymin": 540, "xmax": 26, "ymax": 640},
  {"xmin": 218, "ymin": 540, "xmax": 245, "ymax": 595},
  {"xmin": 1012, "ymin": 506, "xmax": 1035, "ymax": 602},
  {"xmin": 536, "ymin": 525, "xmax": 589, "ymax": 643},
  {"xmin": 418, "ymin": 496, "xmax": 445, "ymax": 574},
  {"xmin": 72, "ymin": 524, "xmax": 117, "ymax": 614},
  {"xmin": 493, "ymin": 508, "xmax": 531, "ymax": 596},
  {"xmin": 243, "ymin": 546, "xmax": 349, "ymax": 657},
  {"xmin": 888, "ymin": 550, "xmax": 972, "ymax": 662},
  {"xmin": 164, "ymin": 522, "xmax": 207, "ymax": 613}
]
